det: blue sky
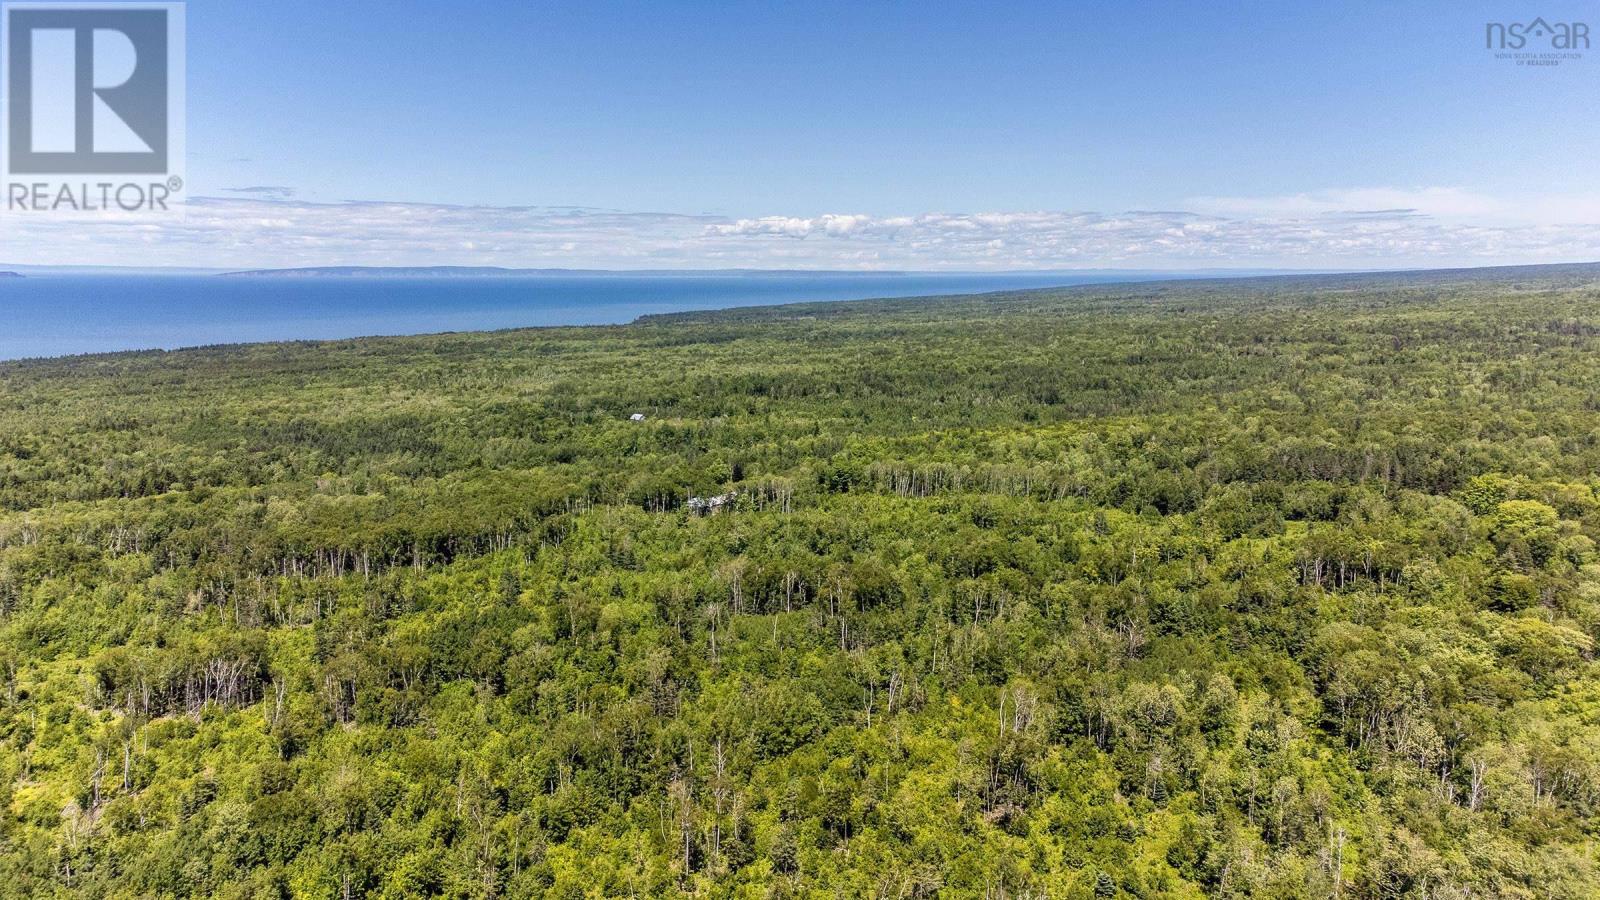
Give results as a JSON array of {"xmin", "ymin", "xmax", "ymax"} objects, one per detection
[{"xmin": 4, "ymin": 0, "xmax": 1599, "ymax": 269}]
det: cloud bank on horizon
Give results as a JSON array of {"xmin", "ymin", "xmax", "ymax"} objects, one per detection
[{"xmin": 5, "ymin": 186, "xmax": 1598, "ymax": 271}]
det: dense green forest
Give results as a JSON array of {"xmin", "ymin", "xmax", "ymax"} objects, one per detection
[{"xmin": 3, "ymin": 264, "xmax": 1600, "ymax": 898}]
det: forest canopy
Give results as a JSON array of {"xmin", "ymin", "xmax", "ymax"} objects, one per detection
[{"xmin": 3, "ymin": 264, "xmax": 1600, "ymax": 897}]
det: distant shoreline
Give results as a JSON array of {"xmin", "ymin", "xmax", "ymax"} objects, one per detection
[
  {"xmin": 215, "ymin": 265, "xmax": 1351, "ymax": 280},
  {"xmin": 0, "ymin": 270, "xmax": 1114, "ymax": 361},
  {"xmin": 0, "ymin": 263, "xmax": 1355, "ymax": 279},
  {"xmin": 3, "ymin": 261, "xmax": 1598, "ymax": 364},
  {"xmin": 217, "ymin": 265, "xmax": 919, "ymax": 279}
]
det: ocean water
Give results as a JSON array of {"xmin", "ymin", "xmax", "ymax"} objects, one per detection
[{"xmin": 0, "ymin": 272, "xmax": 1162, "ymax": 361}]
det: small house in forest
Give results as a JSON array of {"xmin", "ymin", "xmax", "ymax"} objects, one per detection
[
  {"xmin": 629, "ymin": 413, "xmax": 646, "ymax": 422},
  {"xmin": 686, "ymin": 491, "xmax": 737, "ymax": 514}
]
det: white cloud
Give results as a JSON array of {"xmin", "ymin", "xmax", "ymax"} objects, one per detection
[
  {"xmin": 1189, "ymin": 186, "xmax": 1600, "ymax": 225},
  {"xmin": 2, "ymin": 189, "xmax": 1599, "ymax": 270}
]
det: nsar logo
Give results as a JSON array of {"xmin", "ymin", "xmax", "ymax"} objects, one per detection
[{"xmin": 1486, "ymin": 17, "xmax": 1590, "ymax": 49}]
